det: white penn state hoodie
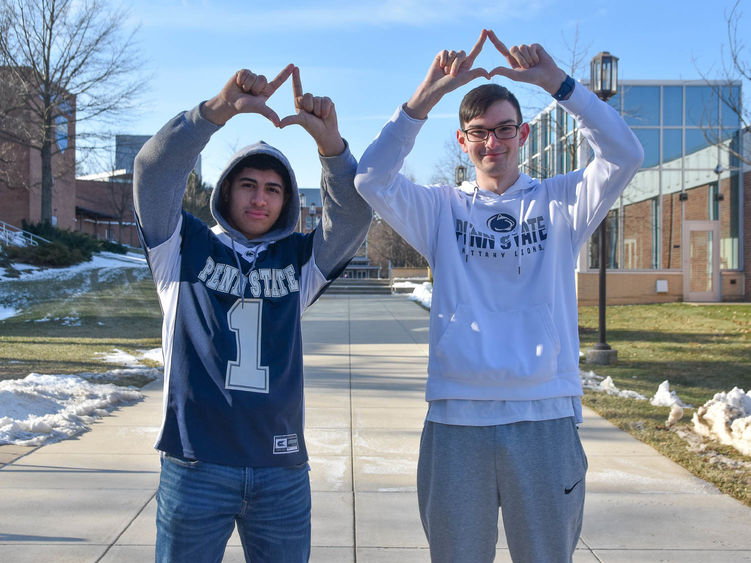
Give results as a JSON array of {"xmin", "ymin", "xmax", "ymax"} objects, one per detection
[{"xmin": 355, "ymin": 83, "xmax": 643, "ymax": 403}]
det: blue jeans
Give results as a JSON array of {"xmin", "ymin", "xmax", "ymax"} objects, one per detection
[{"xmin": 156, "ymin": 453, "xmax": 311, "ymax": 563}]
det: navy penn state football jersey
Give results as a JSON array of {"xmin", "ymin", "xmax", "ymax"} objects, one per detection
[{"xmin": 142, "ymin": 211, "xmax": 329, "ymax": 467}]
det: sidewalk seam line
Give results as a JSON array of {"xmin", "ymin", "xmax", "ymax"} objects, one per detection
[
  {"xmin": 348, "ymin": 295, "xmax": 358, "ymax": 562},
  {"xmin": 95, "ymin": 489, "xmax": 156, "ymax": 562},
  {"xmin": 579, "ymin": 536, "xmax": 603, "ymax": 562}
]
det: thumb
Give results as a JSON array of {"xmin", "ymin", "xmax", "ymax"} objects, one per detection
[
  {"xmin": 468, "ymin": 67, "xmax": 491, "ymax": 81},
  {"xmin": 256, "ymin": 105, "xmax": 281, "ymax": 127},
  {"xmin": 278, "ymin": 113, "xmax": 303, "ymax": 129},
  {"xmin": 487, "ymin": 65, "xmax": 518, "ymax": 81}
]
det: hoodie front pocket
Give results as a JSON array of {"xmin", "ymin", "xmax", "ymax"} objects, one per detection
[{"xmin": 433, "ymin": 303, "xmax": 560, "ymax": 388}]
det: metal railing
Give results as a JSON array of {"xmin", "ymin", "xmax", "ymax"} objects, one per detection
[{"xmin": 0, "ymin": 220, "xmax": 51, "ymax": 247}]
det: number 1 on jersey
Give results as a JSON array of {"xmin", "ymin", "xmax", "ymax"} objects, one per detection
[{"xmin": 226, "ymin": 299, "xmax": 269, "ymax": 393}]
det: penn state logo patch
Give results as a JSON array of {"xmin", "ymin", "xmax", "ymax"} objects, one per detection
[{"xmin": 487, "ymin": 213, "xmax": 517, "ymax": 233}]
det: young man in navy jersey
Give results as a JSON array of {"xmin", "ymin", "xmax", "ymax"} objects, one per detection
[{"xmin": 134, "ymin": 64, "xmax": 370, "ymax": 562}]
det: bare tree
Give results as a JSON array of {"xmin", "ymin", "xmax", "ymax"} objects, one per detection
[
  {"xmin": 104, "ymin": 176, "xmax": 133, "ymax": 243},
  {"xmin": 0, "ymin": 0, "xmax": 146, "ymax": 222},
  {"xmin": 695, "ymin": 0, "xmax": 750, "ymax": 164},
  {"xmin": 183, "ymin": 171, "xmax": 214, "ymax": 225},
  {"xmin": 430, "ymin": 136, "xmax": 475, "ymax": 185},
  {"xmin": 531, "ymin": 23, "xmax": 590, "ymax": 180},
  {"xmin": 367, "ymin": 216, "xmax": 427, "ymax": 274},
  {"xmin": 558, "ymin": 23, "xmax": 591, "ymax": 80},
  {"xmin": 365, "ymin": 166, "xmax": 427, "ymax": 272}
]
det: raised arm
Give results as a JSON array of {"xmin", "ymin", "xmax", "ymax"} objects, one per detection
[
  {"xmin": 354, "ymin": 33, "xmax": 494, "ymax": 261},
  {"xmin": 558, "ymin": 83, "xmax": 644, "ymax": 248},
  {"xmin": 133, "ymin": 65, "xmax": 294, "ymax": 248},
  {"xmin": 483, "ymin": 33, "xmax": 643, "ymax": 246},
  {"xmin": 404, "ymin": 29, "xmax": 490, "ymax": 119},
  {"xmin": 280, "ymin": 68, "xmax": 371, "ymax": 279}
]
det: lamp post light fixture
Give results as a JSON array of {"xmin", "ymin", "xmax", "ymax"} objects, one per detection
[
  {"xmin": 714, "ymin": 164, "xmax": 725, "ymax": 201},
  {"xmin": 455, "ymin": 163, "xmax": 467, "ymax": 186},
  {"xmin": 590, "ymin": 52, "xmax": 619, "ymax": 102},
  {"xmin": 586, "ymin": 51, "xmax": 619, "ymax": 366}
]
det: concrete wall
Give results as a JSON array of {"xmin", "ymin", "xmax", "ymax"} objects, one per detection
[
  {"xmin": 576, "ymin": 271, "xmax": 683, "ymax": 306},
  {"xmin": 392, "ymin": 267, "xmax": 429, "ymax": 279}
]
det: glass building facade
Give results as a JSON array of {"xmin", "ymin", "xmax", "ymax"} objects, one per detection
[{"xmin": 520, "ymin": 81, "xmax": 744, "ymax": 296}]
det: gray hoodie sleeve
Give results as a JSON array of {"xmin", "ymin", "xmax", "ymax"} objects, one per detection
[
  {"xmin": 133, "ymin": 105, "xmax": 220, "ymax": 248},
  {"xmin": 312, "ymin": 145, "xmax": 373, "ymax": 279}
]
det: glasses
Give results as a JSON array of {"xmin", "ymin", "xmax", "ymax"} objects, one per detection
[{"xmin": 462, "ymin": 124, "xmax": 522, "ymax": 142}]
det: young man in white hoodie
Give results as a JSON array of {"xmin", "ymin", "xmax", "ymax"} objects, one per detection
[{"xmin": 355, "ymin": 30, "xmax": 643, "ymax": 563}]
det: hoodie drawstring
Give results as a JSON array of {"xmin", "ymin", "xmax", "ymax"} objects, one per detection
[
  {"xmin": 466, "ymin": 185, "xmax": 480, "ymax": 263},
  {"xmin": 517, "ymin": 197, "xmax": 525, "ymax": 277},
  {"xmin": 231, "ymin": 238, "xmax": 260, "ymax": 306}
]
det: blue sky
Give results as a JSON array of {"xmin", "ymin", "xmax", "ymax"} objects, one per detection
[{"xmin": 118, "ymin": 0, "xmax": 748, "ymax": 189}]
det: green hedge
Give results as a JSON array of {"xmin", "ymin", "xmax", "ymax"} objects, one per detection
[
  {"xmin": 2, "ymin": 221, "xmax": 130, "ymax": 267},
  {"xmin": 4, "ymin": 240, "xmax": 88, "ymax": 267}
]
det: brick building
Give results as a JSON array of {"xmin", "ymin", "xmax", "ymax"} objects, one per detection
[
  {"xmin": 0, "ymin": 81, "xmax": 77, "ymax": 231},
  {"xmin": 521, "ymin": 80, "xmax": 747, "ymax": 303},
  {"xmin": 75, "ymin": 170, "xmax": 138, "ymax": 247}
]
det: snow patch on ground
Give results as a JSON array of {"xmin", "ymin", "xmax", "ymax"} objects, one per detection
[
  {"xmin": 0, "ymin": 254, "xmax": 160, "ymax": 447},
  {"xmin": 407, "ymin": 282, "xmax": 432, "ymax": 309},
  {"xmin": 0, "ymin": 373, "xmax": 145, "ymax": 446},
  {"xmin": 580, "ymin": 370, "xmax": 647, "ymax": 400},
  {"xmin": 0, "ymin": 251, "xmax": 147, "ymax": 283},
  {"xmin": 692, "ymin": 388, "xmax": 751, "ymax": 457},
  {"xmin": 0, "ymin": 305, "xmax": 18, "ymax": 321},
  {"xmin": 650, "ymin": 380, "xmax": 693, "ymax": 408},
  {"xmin": 96, "ymin": 347, "xmax": 163, "ymax": 367}
]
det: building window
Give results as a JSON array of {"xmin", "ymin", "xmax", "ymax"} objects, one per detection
[
  {"xmin": 721, "ymin": 85, "xmax": 741, "ymax": 127},
  {"xmin": 621, "ymin": 169, "xmax": 658, "ymax": 270},
  {"xmin": 663, "ymin": 129, "xmax": 682, "ymax": 166},
  {"xmin": 685, "ymin": 129, "xmax": 713, "ymax": 160},
  {"xmin": 588, "ymin": 210, "xmax": 620, "ymax": 270},
  {"xmin": 522, "ymin": 81, "xmax": 742, "ymax": 278},
  {"xmin": 633, "ymin": 129, "xmax": 660, "ymax": 168},
  {"xmin": 685, "ymin": 86, "xmax": 719, "ymax": 128},
  {"xmin": 651, "ymin": 197, "xmax": 659, "ymax": 269},
  {"xmin": 709, "ymin": 182, "xmax": 719, "ymax": 221},
  {"xmin": 662, "ymin": 86, "xmax": 683, "ymax": 126},
  {"xmin": 624, "ymin": 86, "xmax": 660, "ymax": 126},
  {"xmin": 722, "ymin": 171, "xmax": 740, "ymax": 269}
]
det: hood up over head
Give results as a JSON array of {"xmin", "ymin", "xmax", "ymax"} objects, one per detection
[{"xmin": 210, "ymin": 141, "xmax": 300, "ymax": 245}]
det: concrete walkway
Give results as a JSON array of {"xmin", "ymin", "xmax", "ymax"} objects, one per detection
[{"xmin": 1, "ymin": 294, "xmax": 750, "ymax": 562}]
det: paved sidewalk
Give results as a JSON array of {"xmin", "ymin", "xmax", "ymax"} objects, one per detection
[{"xmin": 1, "ymin": 294, "xmax": 750, "ymax": 562}]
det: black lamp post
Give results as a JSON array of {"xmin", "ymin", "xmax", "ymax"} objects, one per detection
[{"xmin": 587, "ymin": 51, "xmax": 619, "ymax": 365}]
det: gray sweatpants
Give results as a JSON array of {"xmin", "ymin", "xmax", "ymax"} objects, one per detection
[{"xmin": 417, "ymin": 417, "xmax": 587, "ymax": 563}]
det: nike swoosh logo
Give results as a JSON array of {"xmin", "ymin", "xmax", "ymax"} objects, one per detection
[{"xmin": 564, "ymin": 479, "xmax": 583, "ymax": 495}]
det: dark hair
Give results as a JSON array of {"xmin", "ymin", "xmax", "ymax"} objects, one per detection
[
  {"xmin": 224, "ymin": 153, "xmax": 291, "ymax": 194},
  {"xmin": 459, "ymin": 84, "xmax": 523, "ymax": 127},
  {"xmin": 219, "ymin": 153, "xmax": 292, "ymax": 218}
]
